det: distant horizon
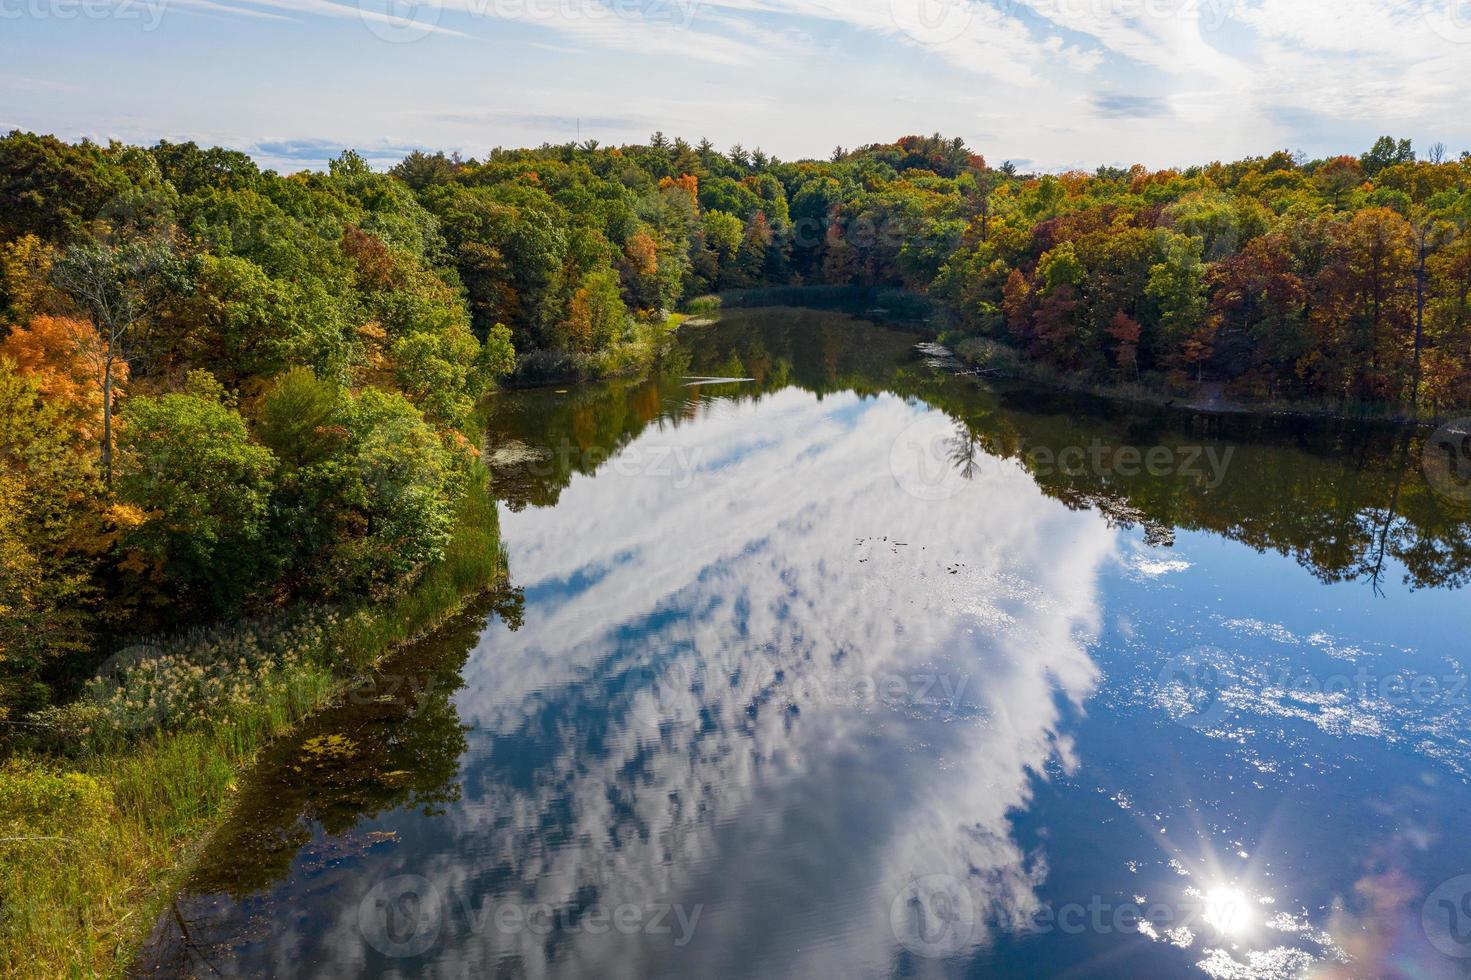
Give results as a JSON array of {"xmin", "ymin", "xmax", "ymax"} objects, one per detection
[
  {"xmin": 6, "ymin": 126, "xmax": 1465, "ymax": 176},
  {"xmin": 5, "ymin": 0, "xmax": 1469, "ymax": 174}
]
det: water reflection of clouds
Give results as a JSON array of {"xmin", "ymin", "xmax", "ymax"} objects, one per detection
[{"xmin": 409, "ymin": 389, "xmax": 1116, "ymax": 977}]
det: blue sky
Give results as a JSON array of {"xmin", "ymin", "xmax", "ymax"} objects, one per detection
[{"xmin": 2, "ymin": 0, "xmax": 1469, "ymax": 171}]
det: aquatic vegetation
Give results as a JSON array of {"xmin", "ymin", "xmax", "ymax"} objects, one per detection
[{"xmin": 0, "ymin": 466, "xmax": 505, "ymax": 979}]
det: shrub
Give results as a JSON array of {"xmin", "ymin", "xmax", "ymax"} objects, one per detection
[
  {"xmin": 115, "ymin": 371, "xmax": 277, "ymax": 621},
  {"xmin": 685, "ymin": 294, "xmax": 722, "ymax": 317}
]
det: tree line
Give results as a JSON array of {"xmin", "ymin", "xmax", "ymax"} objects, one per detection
[
  {"xmin": 391, "ymin": 130, "xmax": 1471, "ymax": 411},
  {"xmin": 3, "ymin": 129, "xmax": 1470, "ymax": 720}
]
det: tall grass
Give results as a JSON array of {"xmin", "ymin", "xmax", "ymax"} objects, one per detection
[{"xmin": 0, "ymin": 462, "xmax": 506, "ymax": 979}]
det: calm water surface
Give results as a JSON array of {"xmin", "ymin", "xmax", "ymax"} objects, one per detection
[{"xmin": 141, "ymin": 309, "xmax": 1471, "ymax": 979}]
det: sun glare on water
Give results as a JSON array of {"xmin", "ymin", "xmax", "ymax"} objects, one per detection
[{"xmin": 1203, "ymin": 886, "xmax": 1255, "ymax": 937}]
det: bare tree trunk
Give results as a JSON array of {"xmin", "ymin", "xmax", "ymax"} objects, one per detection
[
  {"xmin": 102, "ymin": 336, "xmax": 114, "ymax": 487},
  {"xmin": 1411, "ymin": 227, "xmax": 1427, "ymax": 415}
]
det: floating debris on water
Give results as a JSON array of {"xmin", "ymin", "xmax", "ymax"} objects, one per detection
[
  {"xmin": 488, "ymin": 440, "xmax": 551, "ymax": 466},
  {"xmin": 914, "ymin": 342, "xmax": 961, "ymax": 371},
  {"xmin": 683, "ymin": 376, "xmax": 755, "ymax": 386}
]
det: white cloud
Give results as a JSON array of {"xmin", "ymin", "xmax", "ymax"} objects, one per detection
[{"xmin": 3, "ymin": 0, "xmax": 1468, "ymax": 168}]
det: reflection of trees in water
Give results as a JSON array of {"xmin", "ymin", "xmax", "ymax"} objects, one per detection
[
  {"xmin": 947, "ymin": 419, "xmax": 982, "ymax": 481},
  {"xmin": 137, "ymin": 589, "xmax": 524, "ymax": 974},
  {"xmin": 486, "ymin": 310, "xmax": 1469, "ymax": 591}
]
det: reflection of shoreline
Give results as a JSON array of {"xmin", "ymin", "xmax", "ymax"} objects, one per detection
[
  {"xmin": 134, "ymin": 589, "xmax": 521, "ymax": 976},
  {"xmin": 953, "ymin": 334, "xmax": 1460, "ymax": 425},
  {"xmin": 488, "ymin": 310, "xmax": 1468, "ymax": 591}
]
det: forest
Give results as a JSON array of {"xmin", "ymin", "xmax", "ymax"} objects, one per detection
[
  {"xmin": 403, "ymin": 130, "xmax": 1471, "ymax": 407},
  {"xmin": 1, "ymin": 127, "xmax": 1470, "ymax": 975},
  {"xmin": 3, "ymin": 129, "xmax": 1471, "ymax": 726}
]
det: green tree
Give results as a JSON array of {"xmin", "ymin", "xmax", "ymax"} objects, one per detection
[
  {"xmin": 1360, "ymin": 136, "xmax": 1414, "ymax": 178},
  {"xmin": 337, "ymin": 388, "xmax": 459, "ymax": 592},
  {"xmin": 257, "ymin": 375, "xmax": 461, "ymax": 598},
  {"xmin": 116, "ymin": 371, "xmax": 276, "ymax": 618},
  {"xmin": 562, "ymin": 269, "xmax": 628, "ymax": 353},
  {"xmin": 391, "ymin": 323, "xmax": 487, "ymax": 428},
  {"xmin": 1146, "ymin": 233, "xmax": 1209, "ymax": 376},
  {"xmin": 0, "ymin": 131, "xmax": 124, "ymax": 242}
]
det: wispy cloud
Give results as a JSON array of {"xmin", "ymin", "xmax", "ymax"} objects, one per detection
[
  {"xmin": 0, "ymin": 74, "xmax": 88, "ymax": 94},
  {"xmin": 424, "ymin": 109, "xmax": 651, "ymax": 132},
  {"xmin": 1091, "ymin": 93, "xmax": 1169, "ymax": 118},
  {"xmin": 2, "ymin": 0, "xmax": 1468, "ymax": 171},
  {"xmin": 251, "ymin": 137, "xmax": 429, "ymax": 161}
]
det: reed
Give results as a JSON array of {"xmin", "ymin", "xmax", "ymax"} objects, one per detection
[{"xmin": 0, "ymin": 462, "xmax": 505, "ymax": 979}]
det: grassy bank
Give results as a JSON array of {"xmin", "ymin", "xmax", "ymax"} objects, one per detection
[{"xmin": 0, "ymin": 463, "xmax": 507, "ymax": 979}]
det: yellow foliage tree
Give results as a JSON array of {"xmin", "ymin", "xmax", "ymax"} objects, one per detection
[
  {"xmin": 0, "ymin": 359, "xmax": 108, "ymax": 716},
  {"xmin": 0, "ymin": 314, "xmax": 119, "ymax": 442}
]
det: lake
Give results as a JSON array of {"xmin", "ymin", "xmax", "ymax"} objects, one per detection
[{"xmin": 139, "ymin": 308, "xmax": 1471, "ymax": 979}]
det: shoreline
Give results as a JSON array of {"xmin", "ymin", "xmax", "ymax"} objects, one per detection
[
  {"xmin": 686, "ymin": 296, "xmax": 1462, "ymax": 427},
  {"xmin": 705, "ymin": 300, "xmax": 1461, "ymax": 427},
  {"xmin": 939, "ymin": 333, "xmax": 1463, "ymax": 428},
  {"xmin": 501, "ymin": 313, "xmax": 690, "ymax": 389},
  {"xmin": 0, "ymin": 463, "xmax": 508, "ymax": 979},
  {"xmin": 986, "ymin": 364, "xmax": 1457, "ymax": 428}
]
